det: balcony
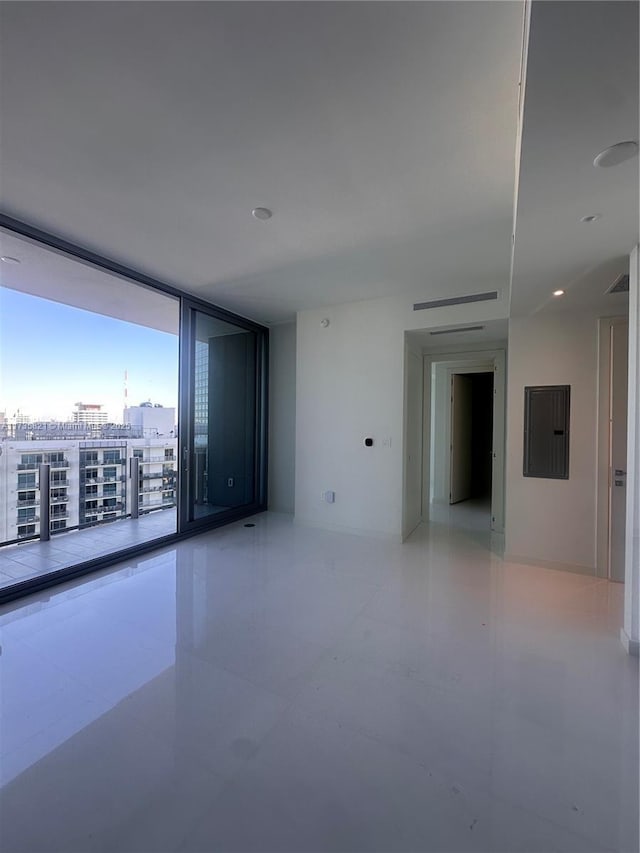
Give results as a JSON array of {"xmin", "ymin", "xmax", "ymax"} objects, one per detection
[
  {"xmin": 50, "ymin": 494, "xmax": 69, "ymax": 504},
  {"xmin": 17, "ymin": 462, "xmax": 41, "ymax": 471},
  {"xmin": 17, "ymin": 528, "xmax": 38, "ymax": 540},
  {"xmin": 139, "ymin": 456, "xmax": 176, "ymax": 464},
  {"xmin": 16, "ymin": 515, "xmax": 39, "ymax": 524},
  {"xmin": 1, "ymin": 507, "xmax": 177, "ymax": 588},
  {"xmin": 50, "ymin": 511, "xmax": 70, "ymax": 520},
  {"xmin": 141, "ymin": 472, "xmax": 163, "ymax": 480},
  {"xmin": 16, "ymin": 496, "xmax": 40, "ymax": 507},
  {"xmin": 49, "ymin": 460, "xmax": 70, "ymax": 469},
  {"xmin": 82, "ymin": 500, "xmax": 124, "ymax": 512},
  {"xmin": 84, "ymin": 475, "xmax": 126, "ymax": 484}
]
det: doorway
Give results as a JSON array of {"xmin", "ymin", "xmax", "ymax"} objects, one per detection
[
  {"xmin": 423, "ymin": 350, "xmax": 506, "ymax": 534},
  {"xmin": 450, "ymin": 372, "xmax": 494, "ymax": 507}
]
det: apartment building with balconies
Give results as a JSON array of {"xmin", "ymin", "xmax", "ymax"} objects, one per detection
[{"xmin": 0, "ymin": 436, "xmax": 177, "ymax": 544}]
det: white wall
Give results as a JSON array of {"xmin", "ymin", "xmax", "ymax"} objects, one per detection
[
  {"xmin": 505, "ymin": 310, "xmax": 601, "ymax": 571},
  {"xmin": 623, "ymin": 245, "xmax": 639, "ymax": 654},
  {"xmin": 268, "ymin": 322, "xmax": 296, "ymax": 513},
  {"xmin": 295, "ymin": 293, "xmax": 508, "ymax": 539},
  {"xmin": 295, "ymin": 299, "xmax": 405, "ymax": 539}
]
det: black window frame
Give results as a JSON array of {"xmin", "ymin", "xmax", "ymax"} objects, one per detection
[{"xmin": 0, "ymin": 213, "xmax": 268, "ymax": 605}]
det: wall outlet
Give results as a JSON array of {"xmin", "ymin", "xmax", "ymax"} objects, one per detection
[
  {"xmin": 227, "ymin": 477, "xmax": 234, "ymax": 487},
  {"xmin": 322, "ymin": 490, "xmax": 335, "ymax": 503}
]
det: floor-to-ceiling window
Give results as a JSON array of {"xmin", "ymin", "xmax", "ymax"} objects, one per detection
[{"xmin": 0, "ymin": 221, "xmax": 267, "ymax": 601}]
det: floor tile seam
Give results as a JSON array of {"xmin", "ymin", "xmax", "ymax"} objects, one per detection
[
  {"xmin": 119, "ymin": 673, "xmax": 296, "ymax": 790},
  {"xmin": 177, "ymin": 649, "xmax": 297, "ymax": 710},
  {"xmin": 223, "ymin": 587, "xmax": 382, "ymax": 646},
  {"xmin": 488, "ymin": 788, "xmax": 624, "ymax": 852},
  {"xmin": 0, "ymin": 696, "xmax": 125, "ymax": 792},
  {"xmin": 283, "ymin": 564, "xmax": 392, "ymax": 591},
  {"xmin": 0, "ymin": 689, "xmax": 101, "ymax": 764},
  {"xmin": 15, "ymin": 632, "xmax": 172, "ymax": 707},
  {"xmin": 267, "ymin": 700, "xmax": 461, "ymax": 787}
]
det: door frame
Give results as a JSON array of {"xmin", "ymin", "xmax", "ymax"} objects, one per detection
[
  {"xmin": 596, "ymin": 316, "xmax": 628, "ymax": 580},
  {"xmin": 178, "ymin": 297, "xmax": 269, "ymax": 535},
  {"xmin": 423, "ymin": 349, "xmax": 506, "ymax": 532}
]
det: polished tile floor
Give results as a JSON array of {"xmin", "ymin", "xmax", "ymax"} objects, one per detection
[
  {"xmin": 0, "ymin": 510, "xmax": 637, "ymax": 852},
  {"xmin": 0, "ymin": 508, "xmax": 177, "ymax": 589}
]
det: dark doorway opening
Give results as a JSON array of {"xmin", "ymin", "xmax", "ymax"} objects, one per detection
[{"xmin": 451, "ymin": 371, "xmax": 494, "ymax": 504}]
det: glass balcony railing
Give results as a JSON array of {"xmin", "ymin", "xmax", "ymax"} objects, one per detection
[
  {"xmin": 17, "ymin": 515, "xmax": 39, "ymax": 524},
  {"xmin": 82, "ymin": 502, "xmax": 124, "ymax": 514},
  {"xmin": 81, "ymin": 458, "xmax": 126, "ymax": 467},
  {"xmin": 49, "ymin": 460, "xmax": 70, "ymax": 468},
  {"xmin": 17, "ymin": 462, "xmax": 40, "ymax": 471}
]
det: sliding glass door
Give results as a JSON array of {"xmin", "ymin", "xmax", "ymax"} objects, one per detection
[
  {"xmin": 0, "ymin": 217, "xmax": 268, "ymax": 604},
  {"xmin": 179, "ymin": 300, "xmax": 267, "ymax": 532}
]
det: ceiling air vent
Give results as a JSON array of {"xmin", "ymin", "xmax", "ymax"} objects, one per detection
[
  {"xmin": 606, "ymin": 274, "xmax": 629, "ymax": 294},
  {"xmin": 430, "ymin": 325, "xmax": 485, "ymax": 336},
  {"xmin": 413, "ymin": 290, "xmax": 498, "ymax": 311}
]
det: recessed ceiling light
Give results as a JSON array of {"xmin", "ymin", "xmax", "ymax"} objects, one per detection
[
  {"xmin": 553, "ymin": 290, "xmax": 565, "ymax": 297},
  {"xmin": 593, "ymin": 140, "xmax": 639, "ymax": 168},
  {"xmin": 252, "ymin": 207, "xmax": 273, "ymax": 221},
  {"xmin": 580, "ymin": 214, "xmax": 602, "ymax": 223},
  {"xmin": 0, "ymin": 256, "xmax": 21, "ymax": 264}
]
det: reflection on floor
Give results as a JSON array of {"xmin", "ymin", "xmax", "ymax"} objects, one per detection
[
  {"xmin": 428, "ymin": 496, "xmax": 505, "ymax": 557},
  {"xmin": 0, "ymin": 508, "xmax": 177, "ymax": 589},
  {"xmin": 0, "ymin": 511, "xmax": 637, "ymax": 852},
  {"xmin": 429, "ymin": 496, "xmax": 492, "ymax": 532}
]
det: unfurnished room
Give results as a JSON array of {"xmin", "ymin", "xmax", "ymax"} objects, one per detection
[{"xmin": 0, "ymin": 2, "xmax": 638, "ymax": 852}]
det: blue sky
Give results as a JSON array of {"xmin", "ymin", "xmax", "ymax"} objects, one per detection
[{"xmin": 0, "ymin": 288, "xmax": 179, "ymax": 422}]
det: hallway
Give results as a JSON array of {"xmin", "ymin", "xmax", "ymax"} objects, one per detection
[{"xmin": 0, "ymin": 512, "xmax": 637, "ymax": 852}]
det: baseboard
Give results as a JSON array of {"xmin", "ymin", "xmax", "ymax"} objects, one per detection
[
  {"xmin": 504, "ymin": 553, "xmax": 598, "ymax": 577},
  {"xmin": 293, "ymin": 515, "xmax": 402, "ymax": 543},
  {"xmin": 620, "ymin": 628, "xmax": 640, "ymax": 657}
]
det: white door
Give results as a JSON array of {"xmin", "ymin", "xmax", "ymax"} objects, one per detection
[
  {"xmin": 450, "ymin": 374, "xmax": 473, "ymax": 504},
  {"xmin": 609, "ymin": 320, "xmax": 628, "ymax": 582}
]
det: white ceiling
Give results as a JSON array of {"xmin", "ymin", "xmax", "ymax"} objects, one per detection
[
  {"xmin": 510, "ymin": 0, "xmax": 638, "ymax": 317},
  {"xmin": 1, "ymin": 2, "xmax": 636, "ymax": 328},
  {"xmin": 0, "ymin": 1, "xmax": 524, "ymax": 324}
]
